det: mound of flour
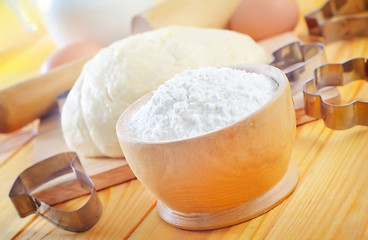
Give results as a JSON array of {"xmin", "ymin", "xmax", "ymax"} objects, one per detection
[{"xmin": 128, "ymin": 67, "xmax": 278, "ymax": 141}]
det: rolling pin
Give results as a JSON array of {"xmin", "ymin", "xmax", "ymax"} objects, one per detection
[
  {"xmin": 132, "ymin": 0, "xmax": 243, "ymax": 33},
  {"xmin": 0, "ymin": 57, "xmax": 91, "ymax": 133}
]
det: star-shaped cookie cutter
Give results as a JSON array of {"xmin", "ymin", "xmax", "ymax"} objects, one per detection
[
  {"xmin": 9, "ymin": 152, "xmax": 102, "ymax": 232},
  {"xmin": 305, "ymin": 0, "xmax": 368, "ymax": 43},
  {"xmin": 303, "ymin": 57, "xmax": 368, "ymax": 130}
]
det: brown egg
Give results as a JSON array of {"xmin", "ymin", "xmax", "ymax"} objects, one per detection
[
  {"xmin": 41, "ymin": 41, "xmax": 102, "ymax": 74},
  {"xmin": 230, "ymin": 0, "xmax": 299, "ymax": 41}
]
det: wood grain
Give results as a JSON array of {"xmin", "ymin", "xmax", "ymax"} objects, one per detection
[
  {"xmin": 31, "ymin": 111, "xmax": 136, "ymax": 205},
  {"xmin": 3, "ymin": 0, "xmax": 368, "ymax": 239},
  {"xmin": 0, "ymin": 140, "xmax": 37, "ymax": 240},
  {"xmin": 0, "ymin": 120, "xmax": 38, "ymax": 165},
  {"xmin": 129, "ymin": 123, "xmax": 368, "ymax": 240},
  {"xmin": 156, "ymin": 160, "xmax": 298, "ymax": 230},
  {"xmin": 13, "ymin": 180, "xmax": 157, "ymax": 240}
]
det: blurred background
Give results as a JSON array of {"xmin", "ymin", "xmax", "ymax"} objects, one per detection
[{"xmin": 0, "ymin": 0, "xmax": 162, "ymax": 89}]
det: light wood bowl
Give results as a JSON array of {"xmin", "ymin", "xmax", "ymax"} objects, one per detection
[{"xmin": 116, "ymin": 64, "xmax": 299, "ymax": 230}]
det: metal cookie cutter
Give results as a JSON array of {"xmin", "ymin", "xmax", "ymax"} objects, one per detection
[
  {"xmin": 303, "ymin": 57, "xmax": 368, "ymax": 129},
  {"xmin": 270, "ymin": 41, "xmax": 326, "ymax": 97},
  {"xmin": 9, "ymin": 152, "xmax": 102, "ymax": 232},
  {"xmin": 305, "ymin": 0, "xmax": 368, "ymax": 43}
]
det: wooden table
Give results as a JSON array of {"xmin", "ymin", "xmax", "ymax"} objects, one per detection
[{"xmin": 1, "ymin": 0, "xmax": 368, "ymax": 239}]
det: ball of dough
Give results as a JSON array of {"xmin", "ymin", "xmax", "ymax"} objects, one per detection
[{"xmin": 61, "ymin": 26, "xmax": 268, "ymax": 158}]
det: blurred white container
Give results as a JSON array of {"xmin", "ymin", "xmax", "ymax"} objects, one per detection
[{"xmin": 7, "ymin": 0, "xmax": 155, "ymax": 47}]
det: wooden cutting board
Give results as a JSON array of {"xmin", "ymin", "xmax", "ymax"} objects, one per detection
[{"xmin": 31, "ymin": 111, "xmax": 135, "ymax": 205}]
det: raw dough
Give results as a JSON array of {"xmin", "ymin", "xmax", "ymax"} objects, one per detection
[{"xmin": 61, "ymin": 26, "xmax": 268, "ymax": 157}]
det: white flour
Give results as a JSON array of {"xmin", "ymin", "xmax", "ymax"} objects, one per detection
[{"xmin": 128, "ymin": 67, "xmax": 278, "ymax": 141}]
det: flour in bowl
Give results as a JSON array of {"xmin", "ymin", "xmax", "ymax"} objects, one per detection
[{"xmin": 128, "ymin": 67, "xmax": 278, "ymax": 141}]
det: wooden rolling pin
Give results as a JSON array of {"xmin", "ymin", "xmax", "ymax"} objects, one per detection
[
  {"xmin": 132, "ymin": 0, "xmax": 242, "ymax": 33},
  {"xmin": 0, "ymin": 57, "xmax": 91, "ymax": 133}
]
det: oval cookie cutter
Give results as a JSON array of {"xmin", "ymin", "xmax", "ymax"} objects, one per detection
[
  {"xmin": 303, "ymin": 57, "xmax": 368, "ymax": 130},
  {"xmin": 9, "ymin": 152, "xmax": 102, "ymax": 232}
]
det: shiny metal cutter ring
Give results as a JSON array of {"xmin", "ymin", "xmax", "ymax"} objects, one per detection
[
  {"xmin": 270, "ymin": 41, "xmax": 326, "ymax": 96},
  {"xmin": 303, "ymin": 57, "xmax": 368, "ymax": 130},
  {"xmin": 305, "ymin": 0, "xmax": 368, "ymax": 43},
  {"xmin": 9, "ymin": 152, "xmax": 102, "ymax": 232}
]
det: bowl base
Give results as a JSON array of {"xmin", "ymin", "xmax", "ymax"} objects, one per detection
[{"xmin": 156, "ymin": 160, "xmax": 299, "ymax": 230}]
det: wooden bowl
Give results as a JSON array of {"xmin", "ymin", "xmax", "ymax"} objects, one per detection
[{"xmin": 116, "ymin": 64, "xmax": 299, "ymax": 230}]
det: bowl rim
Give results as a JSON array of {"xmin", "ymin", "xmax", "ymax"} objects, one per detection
[{"xmin": 116, "ymin": 64, "xmax": 289, "ymax": 145}]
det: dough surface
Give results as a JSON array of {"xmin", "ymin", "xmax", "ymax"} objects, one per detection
[{"xmin": 61, "ymin": 26, "xmax": 268, "ymax": 157}]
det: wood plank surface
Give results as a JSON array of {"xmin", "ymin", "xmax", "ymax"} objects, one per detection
[
  {"xmin": 13, "ymin": 180, "xmax": 157, "ymax": 239},
  {"xmin": 129, "ymin": 122, "xmax": 368, "ymax": 240},
  {"xmin": 2, "ymin": 0, "xmax": 368, "ymax": 239},
  {"xmin": 32, "ymin": 112, "xmax": 136, "ymax": 205},
  {"xmin": 0, "ymin": 140, "xmax": 37, "ymax": 240}
]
